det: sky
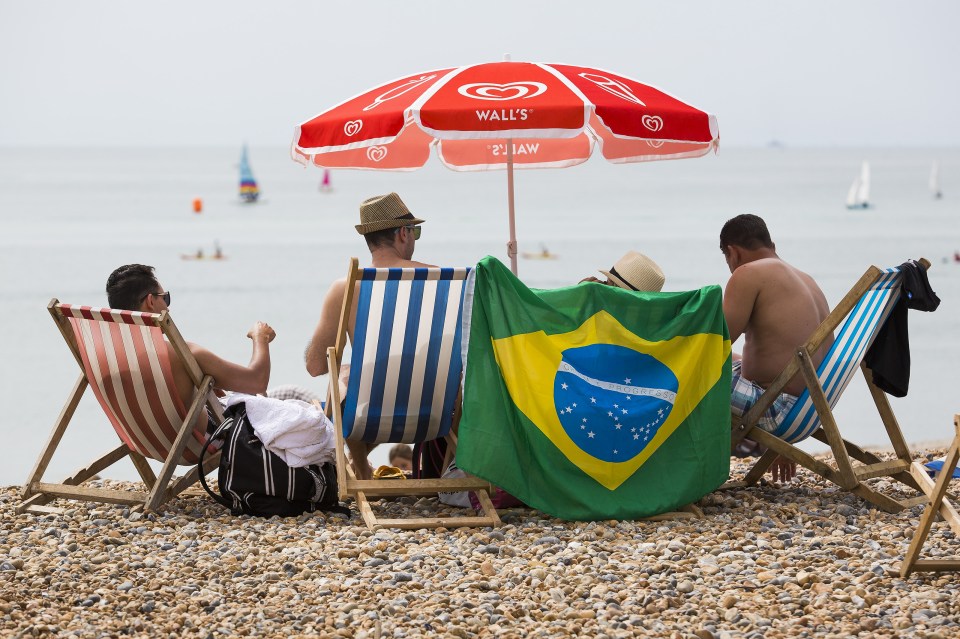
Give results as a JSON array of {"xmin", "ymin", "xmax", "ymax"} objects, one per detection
[{"xmin": 1, "ymin": 1, "xmax": 959, "ymax": 148}]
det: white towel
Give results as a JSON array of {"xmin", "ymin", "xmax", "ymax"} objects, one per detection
[{"xmin": 224, "ymin": 393, "xmax": 336, "ymax": 468}]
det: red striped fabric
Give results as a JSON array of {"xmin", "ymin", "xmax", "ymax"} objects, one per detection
[
  {"xmin": 58, "ymin": 304, "xmax": 160, "ymax": 328},
  {"xmin": 59, "ymin": 304, "xmax": 206, "ymax": 465}
]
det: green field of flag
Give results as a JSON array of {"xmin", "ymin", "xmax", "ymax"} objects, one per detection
[{"xmin": 459, "ymin": 257, "xmax": 731, "ymax": 520}]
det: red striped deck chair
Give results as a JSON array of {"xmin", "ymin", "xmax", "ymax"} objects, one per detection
[
  {"xmin": 729, "ymin": 259, "xmax": 931, "ymax": 512},
  {"xmin": 326, "ymin": 258, "xmax": 500, "ymax": 530},
  {"xmin": 19, "ymin": 299, "xmax": 223, "ymax": 514}
]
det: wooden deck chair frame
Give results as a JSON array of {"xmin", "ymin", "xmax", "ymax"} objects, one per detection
[
  {"xmin": 326, "ymin": 258, "xmax": 501, "ymax": 530},
  {"xmin": 729, "ymin": 259, "xmax": 931, "ymax": 513},
  {"xmin": 899, "ymin": 414, "xmax": 960, "ymax": 577},
  {"xmin": 19, "ymin": 299, "xmax": 223, "ymax": 514}
]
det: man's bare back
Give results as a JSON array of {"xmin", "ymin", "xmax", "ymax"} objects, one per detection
[
  {"xmin": 719, "ymin": 214, "xmax": 835, "ymax": 482},
  {"xmin": 723, "ymin": 257, "xmax": 831, "ymax": 395}
]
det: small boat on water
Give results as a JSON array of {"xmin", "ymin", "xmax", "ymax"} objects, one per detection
[
  {"xmin": 845, "ymin": 161, "xmax": 871, "ymax": 209},
  {"xmin": 239, "ymin": 145, "xmax": 260, "ymax": 203},
  {"xmin": 930, "ymin": 161, "xmax": 943, "ymax": 199},
  {"xmin": 319, "ymin": 169, "xmax": 332, "ymax": 192},
  {"xmin": 181, "ymin": 242, "xmax": 227, "ymax": 261},
  {"xmin": 522, "ymin": 244, "xmax": 558, "ymax": 260},
  {"xmin": 181, "ymin": 252, "xmax": 228, "ymax": 261}
]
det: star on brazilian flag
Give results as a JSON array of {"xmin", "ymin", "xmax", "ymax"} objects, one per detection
[{"xmin": 458, "ymin": 257, "xmax": 731, "ymax": 520}]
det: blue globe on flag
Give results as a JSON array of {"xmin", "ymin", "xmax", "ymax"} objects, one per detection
[{"xmin": 553, "ymin": 344, "xmax": 678, "ymax": 462}]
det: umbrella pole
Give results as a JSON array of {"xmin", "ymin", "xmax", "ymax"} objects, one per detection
[{"xmin": 506, "ymin": 138, "xmax": 518, "ymax": 275}]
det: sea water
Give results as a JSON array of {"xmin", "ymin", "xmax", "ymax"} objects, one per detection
[{"xmin": 1, "ymin": 146, "xmax": 958, "ymax": 485}]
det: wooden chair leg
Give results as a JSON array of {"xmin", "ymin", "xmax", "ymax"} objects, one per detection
[
  {"xmin": 145, "ymin": 378, "xmax": 213, "ymax": 511},
  {"xmin": 22, "ymin": 374, "xmax": 87, "ymax": 500},
  {"xmin": 743, "ymin": 448, "xmax": 780, "ymax": 485},
  {"xmin": 128, "ymin": 451, "xmax": 157, "ymax": 489},
  {"xmin": 18, "ymin": 444, "xmax": 132, "ymax": 514},
  {"xmin": 901, "ymin": 419, "xmax": 960, "ymax": 577},
  {"xmin": 862, "ymin": 364, "xmax": 912, "ymax": 462},
  {"xmin": 797, "ymin": 350, "xmax": 858, "ymax": 490}
]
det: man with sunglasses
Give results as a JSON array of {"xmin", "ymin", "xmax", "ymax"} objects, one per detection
[
  {"xmin": 106, "ymin": 264, "xmax": 276, "ymax": 431},
  {"xmin": 304, "ymin": 192, "xmax": 433, "ymax": 479}
]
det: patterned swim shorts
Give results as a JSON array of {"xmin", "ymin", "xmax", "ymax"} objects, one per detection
[{"xmin": 730, "ymin": 360, "xmax": 798, "ymax": 433}]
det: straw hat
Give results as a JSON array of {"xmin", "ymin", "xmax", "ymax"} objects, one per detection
[
  {"xmin": 599, "ymin": 251, "xmax": 665, "ymax": 292},
  {"xmin": 355, "ymin": 192, "xmax": 426, "ymax": 235}
]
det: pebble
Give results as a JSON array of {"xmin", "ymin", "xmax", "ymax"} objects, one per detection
[{"xmin": 0, "ymin": 451, "xmax": 956, "ymax": 637}]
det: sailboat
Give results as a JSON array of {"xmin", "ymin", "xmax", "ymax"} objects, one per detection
[
  {"xmin": 239, "ymin": 145, "xmax": 260, "ymax": 203},
  {"xmin": 930, "ymin": 161, "xmax": 943, "ymax": 199},
  {"xmin": 845, "ymin": 161, "xmax": 871, "ymax": 209},
  {"xmin": 319, "ymin": 168, "xmax": 332, "ymax": 193}
]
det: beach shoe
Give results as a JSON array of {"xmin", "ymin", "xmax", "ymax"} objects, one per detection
[
  {"xmin": 733, "ymin": 438, "xmax": 768, "ymax": 458},
  {"xmin": 924, "ymin": 459, "xmax": 960, "ymax": 479},
  {"xmin": 373, "ymin": 465, "xmax": 407, "ymax": 480}
]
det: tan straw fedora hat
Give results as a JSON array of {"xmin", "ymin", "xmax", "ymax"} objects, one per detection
[
  {"xmin": 599, "ymin": 251, "xmax": 665, "ymax": 292},
  {"xmin": 355, "ymin": 192, "xmax": 426, "ymax": 235}
]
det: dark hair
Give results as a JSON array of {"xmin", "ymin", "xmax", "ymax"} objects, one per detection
[
  {"xmin": 719, "ymin": 214, "xmax": 775, "ymax": 252},
  {"xmin": 388, "ymin": 443, "xmax": 412, "ymax": 462},
  {"xmin": 363, "ymin": 227, "xmax": 400, "ymax": 250},
  {"xmin": 106, "ymin": 264, "xmax": 159, "ymax": 310}
]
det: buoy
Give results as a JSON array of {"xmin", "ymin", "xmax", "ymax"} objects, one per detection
[{"xmin": 193, "ymin": 198, "xmax": 203, "ymax": 214}]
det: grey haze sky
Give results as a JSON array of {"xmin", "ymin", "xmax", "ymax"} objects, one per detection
[{"xmin": 1, "ymin": 1, "xmax": 957, "ymax": 147}]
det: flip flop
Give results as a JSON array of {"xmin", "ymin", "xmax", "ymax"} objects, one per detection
[
  {"xmin": 373, "ymin": 465, "xmax": 407, "ymax": 480},
  {"xmin": 924, "ymin": 460, "xmax": 960, "ymax": 479}
]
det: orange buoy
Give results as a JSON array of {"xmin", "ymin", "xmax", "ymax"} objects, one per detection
[{"xmin": 192, "ymin": 198, "xmax": 203, "ymax": 214}]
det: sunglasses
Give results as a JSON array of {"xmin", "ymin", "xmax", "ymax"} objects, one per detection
[
  {"xmin": 397, "ymin": 225, "xmax": 421, "ymax": 240},
  {"xmin": 140, "ymin": 291, "xmax": 171, "ymax": 306}
]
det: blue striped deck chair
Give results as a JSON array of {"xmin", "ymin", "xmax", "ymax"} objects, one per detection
[
  {"xmin": 326, "ymin": 258, "xmax": 500, "ymax": 530},
  {"xmin": 731, "ymin": 259, "xmax": 931, "ymax": 513}
]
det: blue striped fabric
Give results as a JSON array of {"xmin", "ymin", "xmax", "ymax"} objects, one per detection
[
  {"xmin": 342, "ymin": 267, "xmax": 471, "ymax": 444},
  {"xmin": 774, "ymin": 267, "xmax": 902, "ymax": 443}
]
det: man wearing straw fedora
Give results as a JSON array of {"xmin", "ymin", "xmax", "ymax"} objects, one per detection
[
  {"xmin": 581, "ymin": 251, "xmax": 666, "ymax": 292},
  {"xmin": 304, "ymin": 193, "xmax": 433, "ymax": 479}
]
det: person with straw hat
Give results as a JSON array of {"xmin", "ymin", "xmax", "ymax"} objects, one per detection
[
  {"xmin": 304, "ymin": 193, "xmax": 434, "ymax": 479},
  {"xmin": 581, "ymin": 251, "xmax": 666, "ymax": 292}
]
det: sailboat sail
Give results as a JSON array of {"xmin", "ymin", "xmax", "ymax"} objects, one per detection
[
  {"xmin": 239, "ymin": 145, "xmax": 260, "ymax": 203},
  {"xmin": 930, "ymin": 161, "xmax": 942, "ymax": 199},
  {"xmin": 846, "ymin": 160, "xmax": 870, "ymax": 209}
]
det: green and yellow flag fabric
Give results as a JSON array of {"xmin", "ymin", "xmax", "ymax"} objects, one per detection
[{"xmin": 458, "ymin": 257, "xmax": 731, "ymax": 520}]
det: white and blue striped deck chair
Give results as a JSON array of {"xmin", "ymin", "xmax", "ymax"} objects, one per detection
[
  {"xmin": 326, "ymin": 258, "xmax": 500, "ymax": 530},
  {"xmin": 732, "ymin": 259, "xmax": 931, "ymax": 513}
]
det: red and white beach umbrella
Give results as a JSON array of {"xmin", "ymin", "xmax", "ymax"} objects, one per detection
[{"xmin": 292, "ymin": 60, "xmax": 719, "ymax": 273}]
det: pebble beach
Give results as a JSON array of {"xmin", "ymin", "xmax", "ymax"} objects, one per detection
[{"xmin": 2, "ymin": 451, "xmax": 958, "ymax": 639}]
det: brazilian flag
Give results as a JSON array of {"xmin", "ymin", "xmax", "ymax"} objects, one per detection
[{"xmin": 458, "ymin": 257, "xmax": 731, "ymax": 520}]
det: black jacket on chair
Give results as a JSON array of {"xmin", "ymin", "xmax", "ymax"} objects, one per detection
[{"xmin": 864, "ymin": 260, "xmax": 940, "ymax": 398}]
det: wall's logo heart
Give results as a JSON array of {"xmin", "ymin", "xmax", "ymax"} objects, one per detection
[
  {"xmin": 641, "ymin": 115, "xmax": 663, "ymax": 132},
  {"xmin": 646, "ymin": 140, "xmax": 665, "ymax": 149},
  {"xmin": 458, "ymin": 81, "xmax": 547, "ymax": 101},
  {"xmin": 366, "ymin": 146, "xmax": 387, "ymax": 162},
  {"xmin": 344, "ymin": 120, "xmax": 363, "ymax": 137}
]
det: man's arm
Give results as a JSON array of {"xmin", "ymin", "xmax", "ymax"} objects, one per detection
[
  {"xmin": 190, "ymin": 321, "xmax": 275, "ymax": 395},
  {"xmin": 722, "ymin": 266, "xmax": 759, "ymax": 344},
  {"xmin": 305, "ymin": 279, "xmax": 347, "ymax": 377}
]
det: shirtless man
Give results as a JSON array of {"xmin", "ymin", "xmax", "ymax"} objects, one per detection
[
  {"xmin": 304, "ymin": 192, "xmax": 433, "ymax": 479},
  {"xmin": 106, "ymin": 264, "xmax": 275, "ymax": 431},
  {"xmin": 720, "ymin": 214, "xmax": 832, "ymax": 481}
]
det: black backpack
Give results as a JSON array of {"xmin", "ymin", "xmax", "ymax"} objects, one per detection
[{"xmin": 199, "ymin": 402, "xmax": 349, "ymax": 518}]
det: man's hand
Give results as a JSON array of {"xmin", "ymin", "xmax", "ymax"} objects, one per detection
[
  {"xmin": 769, "ymin": 455, "xmax": 797, "ymax": 483},
  {"xmin": 247, "ymin": 321, "xmax": 276, "ymax": 343}
]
